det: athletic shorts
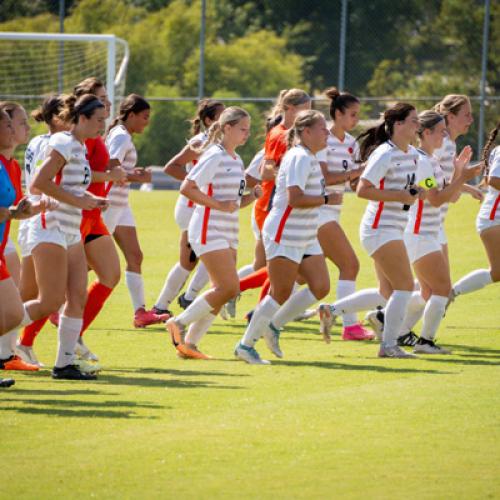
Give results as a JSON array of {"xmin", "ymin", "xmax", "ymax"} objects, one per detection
[
  {"xmin": 318, "ymin": 205, "xmax": 341, "ymax": 227},
  {"xmin": 263, "ymin": 235, "xmax": 323, "ymax": 264},
  {"xmin": 188, "ymin": 237, "xmax": 237, "ymax": 258},
  {"xmin": 404, "ymin": 232, "xmax": 442, "ymax": 264},
  {"xmin": 476, "ymin": 216, "xmax": 500, "ymax": 234},
  {"xmin": 103, "ymin": 205, "xmax": 136, "ymax": 234},
  {"xmin": 250, "ymin": 212, "xmax": 261, "ymax": 241},
  {"xmin": 360, "ymin": 228, "xmax": 403, "ymax": 257},
  {"xmin": 438, "ymin": 226, "xmax": 447, "ymax": 246},
  {"xmin": 80, "ymin": 213, "xmax": 110, "ymax": 241},
  {"xmin": 174, "ymin": 199, "xmax": 195, "ymax": 232},
  {"xmin": 4, "ymin": 236, "xmax": 16, "ymax": 256},
  {"xmin": 0, "ymin": 254, "xmax": 10, "ymax": 281},
  {"xmin": 28, "ymin": 220, "xmax": 82, "ymax": 251},
  {"xmin": 17, "ymin": 219, "xmax": 32, "ymax": 258}
]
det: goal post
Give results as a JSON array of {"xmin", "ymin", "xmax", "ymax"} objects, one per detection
[{"xmin": 0, "ymin": 32, "xmax": 129, "ymax": 117}]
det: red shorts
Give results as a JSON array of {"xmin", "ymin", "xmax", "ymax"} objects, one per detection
[
  {"xmin": 0, "ymin": 254, "xmax": 10, "ymax": 281},
  {"xmin": 80, "ymin": 213, "xmax": 110, "ymax": 241}
]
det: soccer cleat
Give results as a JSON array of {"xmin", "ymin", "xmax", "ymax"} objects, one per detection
[
  {"xmin": 342, "ymin": 323, "xmax": 375, "ymax": 341},
  {"xmin": 49, "ymin": 311, "xmax": 60, "ymax": 327},
  {"xmin": 293, "ymin": 308, "xmax": 317, "ymax": 322},
  {"xmin": 177, "ymin": 343, "xmax": 213, "ymax": 360},
  {"xmin": 51, "ymin": 364, "xmax": 97, "ymax": 380},
  {"xmin": 378, "ymin": 344, "xmax": 418, "ymax": 359},
  {"xmin": 15, "ymin": 343, "xmax": 45, "ymax": 367},
  {"xmin": 166, "ymin": 318, "xmax": 186, "ymax": 347},
  {"xmin": 245, "ymin": 309, "xmax": 254, "ymax": 324},
  {"xmin": 413, "ymin": 338, "xmax": 451, "ymax": 355},
  {"xmin": 0, "ymin": 355, "xmax": 40, "ymax": 371},
  {"xmin": 0, "ymin": 378, "xmax": 15, "ymax": 388},
  {"xmin": 152, "ymin": 306, "xmax": 172, "ymax": 319},
  {"xmin": 365, "ymin": 308, "xmax": 384, "ymax": 341},
  {"xmin": 318, "ymin": 304, "xmax": 333, "ymax": 344},
  {"xmin": 133, "ymin": 307, "xmax": 168, "ymax": 328},
  {"xmin": 234, "ymin": 343, "xmax": 271, "ymax": 365},
  {"xmin": 75, "ymin": 337, "xmax": 99, "ymax": 362},
  {"xmin": 397, "ymin": 331, "xmax": 419, "ymax": 347},
  {"xmin": 225, "ymin": 295, "xmax": 239, "ymax": 319},
  {"xmin": 177, "ymin": 293, "xmax": 193, "ymax": 310},
  {"xmin": 219, "ymin": 303, "xmax": 229, "ymax": 321},
  {"xmin": 263, "ymin": 322, "xmax": 283, "ymax": 358},
  {"xmin": 73, "ymin": 358, "xmax": 102, "ymax": 374}
]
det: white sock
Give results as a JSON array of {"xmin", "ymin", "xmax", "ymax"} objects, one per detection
[
  {"xmin": 155, "ymin": 263, "xmax": 190, "ymax": 309},
  {"xmin": 241, "ymin": 295, "xmax": 280, "ymax": 347},
  {"xmin": 337, "ymin": 280, "xmax": 357, "ymax": 327},
  {"xmin": 453, "ymin": 269, "xmax": 493, "ymax": 296},
  {"xmin": 184, "ymin": 263, "xmax": 210, "ymax": 301},
  {"xmin": 125, "ymin": 271, "xmax": 145, "ymax": 312},
  {"xmin": 16, "ymin": 304, "xmax": 33, "ymax": 330},
  {"xmin": 332, "ymin": 288, "xmax": 387, "ymax": 315},
  {"xmin": 420, "ymin": 295, "xmax": 448, "ymax": 341},
  {"xmin": 185, "ymin": 313, "xmax": 216, "ymax": 345},
  {"xmin": 176, "ymin": 295, "xmax": 212, "ymax": 327},
  {"xmin": 0, "ymin": 330, "xmax": 17, "ymax": 359},
  {"xmin": 383, "ymin": 290, "xmax": 412, "ymax": 348},
  {"xmin": 55, "ymin": 315, "xmax": 82, "ymax": 368},
  {"xmin": 400, "ymin": 292, "xmax": 426, "ymax": 334},
  {"xmin": 237, "ymin": 264, "xmax": 255, "ymax": 279},
  {"xmin": 272, "ymin": 288, "xmax": 317, "ymax": 329}
]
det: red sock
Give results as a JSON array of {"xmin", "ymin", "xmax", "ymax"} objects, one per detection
[
  {"xmin": 81, "ymin": 281, "xmax": 114, "ymax": 336},
  {"xmin": 20, "ymin": 317, "xmax": 49, "ymax": 347},
  {"xmin": 239, "ymin": 267, "xmax": 268, "ymax": 293},
  {"xmin": 258, "ymin": 278, "xmax": 271, "ymax": 303}
]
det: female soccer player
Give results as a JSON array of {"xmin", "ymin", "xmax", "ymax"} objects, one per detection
[
  {"xmin": 166, "ymin": 107, "xmax": 260, "ymax": 359},
  {"xmin": 104, "ymin": 94, "xmax": 166, "ymax": 327},
  {"xmin": 405, "ymin": 110, "xmax": 478, "ymax": 354},
  {"xmin": 450, "ymin": 122, "xmax": 500, "ymax": 302},
  {"xmin": 23, "ymin": 93, "xmax": 108, "ymax": 380},
  {"xmin": 235, "ymin": 109, "xmax": 338, "ymax": 364},
  {"xmin": 153, "ymin": 99, "xmax": 224, "ymax": 315}
]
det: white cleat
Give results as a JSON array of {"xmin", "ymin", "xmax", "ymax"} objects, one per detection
[
  {"xmin": 75, "ymin": 338, "xmax": 99, "ymax": 362},
  {"xmin": 293, "ymin": 309, "xmax": 317, "ymax": 322},
  {"xmin": 263, "ymin": 322, "xmax": 283, "ymax": 358},
  {"xmin": 234, "ymin": 343, "xmax": 271, "ymax": 365},
  {"xmin": 317, "ymin": 304, "xmax": 333, "ymax": 344},
  {"xmin": 365, "ymin": 308, "xmax": 384, "ymax": 341},
  {"xmin": 15, "ymin": 344, "xmax": 45, "ymax": 367},
  {"xmin": 413, "ymin": 339, "xmax": 451, "ymax": 355},
  {"xmin": 73, "ymin": 358, "xmax": 102, "ymax": 374},
  {"xmin": 378, "ymin": 344, "xmax": 418, "ymax": 359}
]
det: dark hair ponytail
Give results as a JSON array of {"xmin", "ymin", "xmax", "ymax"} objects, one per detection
[
  {"xmin": 191, "ymin": 99, "xmax": 224, "ymax": 136},
  {"xmin": 358, "ymin": 102, "xmax": 416, "ymax": 161},
  {"xmin": 482, "ymin": 121, "xmax": 500, "ymax": 180},
  {"xmin": 107, "ymin": 93, "xmax": 150, "ymax": 134},
  {"xmin": 31, "ymin": 94, "xmax": 65, "ymax": 124},
  {"xmin": 324, "ymin": 87, "xmax": 359, "ymax": 120}
]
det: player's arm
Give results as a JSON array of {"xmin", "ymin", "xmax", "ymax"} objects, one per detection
[{"xmin": 163, "ymin": 143, "xmax": 200, "ymax": 181}]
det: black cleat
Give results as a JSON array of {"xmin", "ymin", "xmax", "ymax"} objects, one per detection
[
  {"xmin": 0, "ymin": 378, "xmax": 15, "ymax": 388},
  {"xmin": 152, "ymin": 306, "xmax": 172, "ymax": 318},
  {"xmin": 177, "ymin": 293, "xmax": 193, "ymax": 310},
  {"xmin": 397, "ymin": 331, "xmax": 419, "ymax": 347},
  {"xmin": 52, "ymin": 364, "xmax": 97, "ymax": 380}
]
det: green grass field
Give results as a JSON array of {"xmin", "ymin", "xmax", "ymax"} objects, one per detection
[{"xmin": 2, "ymin": 191, "xmax": 499, "ymax": 499}]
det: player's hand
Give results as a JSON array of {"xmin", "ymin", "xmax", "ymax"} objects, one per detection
[
  {"xmin": 108, "ymin": 166, "xmax": 127, "ymax": 184},
  {"xmin": 217, "ymin": 200, "xmax": 239, "ymax": 213},
  {"xmin": 9, "ymin": 197, "xmax": 32, "ymax": 218},
  {"xmin": 253, "ymin": 185, "xmax": 263, "ymax": 199},
  {"xmin": 461, "ymin": 164, "xmax": 483, "ymax": 183},
  {"xmin": 76, "ymin": 193, "xmax": 103, "ymax": 210},
  {"xmin": 400, "ymin": 189, "xmax": 419, "ymax": 205},
  {"xmin": 454, "ymin": 146, "xmax": 473, "ymax": 173},
  {"xmin": 327, "ymin": 192, "xmax": 343, "ymax": 205}
]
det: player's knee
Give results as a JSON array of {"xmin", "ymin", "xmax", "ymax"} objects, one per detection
[
  {"xmin": 39, "ymin": 293, "xmax": 65, "ymax": 317},
  {"xmin": 1, "ymin": 304, "xmax": 24, "ymax": 334},
  {"xmin": 310, "ymin": 280, "xmax": 330, "ymax": 300}
]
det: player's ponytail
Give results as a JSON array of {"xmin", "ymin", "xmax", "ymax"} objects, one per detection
[
  {"xmin": 107, "ymin": 93, "xmax": 150, "ymax": 134},
  {"xmin": 267, "ymin": 88, "xmax": 311, "ymax": 131},
  {"xmin": 31, "ymin": 95, "xmax": 65, "ymax": 124},
  {"xmin": 481, "ymin": 121, "xmax": 500, "ymax": 181},
  {"xmin": 324, "ymin": 87, "xmax": 359, "ymax": 120},
  {"xmin": 190, "ymin": 99, "xmax": 225, "ymax": 136}
]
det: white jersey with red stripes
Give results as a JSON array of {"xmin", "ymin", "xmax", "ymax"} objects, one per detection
[
  {"xmin": 434, "ymin": 134, "xmax": 456, "ymax": 225},
  {"xmin": 360, "ymin": 140, "xmax": 419, "ymax": 234},
  {"xmin": 263, "ymin": 144, "xmax": 324, "ymax": 247},
  {"xmin": 478, "ymin": 146, "xmax": 500, "ymax": 223},
  {"xmin": 106, "ymin": 124, "xmax": 138, "ymax": 208},
  {"xmin": 33, "ymin": 131, "xmax": 91, "ymax": 236},
  {"xmin": 187, "ymin": 144, "xmax": 245, "ymax": 249},
  {"xmin": 316, "ymin": 131, "xmax": 359, "ymax": 220},
  {"xmin": 406, "ymin": 149, "xmax": 445, "ymax": 239}
]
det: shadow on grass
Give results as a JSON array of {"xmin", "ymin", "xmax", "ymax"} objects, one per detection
[
  {"xmin": 0, "ymin": 406, "xmax": 159, "ymax": 419},
  {"xmin": 423, "ymin": 357, "xmax": 500, "ymax": 367},
  {"xmin": 107, "ymin": 367, "xmax": 249, "ymax": 378},
  {"xmin": 443, "ymin": 344, "xmax": 500, "ymax": 357}
]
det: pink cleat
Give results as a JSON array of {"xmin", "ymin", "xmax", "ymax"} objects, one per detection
[
  {"xmin": 49, "ymin": 312, "xmax": 59, "ymax": 327},
  {"xmin": 133, "ymin": 307, "xmax": 168, "ymax": 328},
  {"xmin": 342, "ymin": 323, "xmax": 375, "ymax": 341}
]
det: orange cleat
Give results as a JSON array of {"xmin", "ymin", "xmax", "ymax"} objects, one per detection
[
  {"xmin": 0, "ymin": 355, "xmax": 40, "ymax": 371},
  {"xmin": 165, "ymin": 318, "xmax": 186, "ymax": 347},
  {"xmin": 177, "ymin": 343, "xmax": 213, "ymax": 360}
]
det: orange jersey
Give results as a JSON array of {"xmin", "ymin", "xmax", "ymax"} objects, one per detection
[{"xmin": 254, "ymin": 124, "xmax": 287, "ymax": 230}]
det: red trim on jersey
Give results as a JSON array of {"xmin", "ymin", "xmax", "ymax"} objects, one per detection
[
  {"xmin": 274, "ymin": 205, "xmax": 293, "ymax": 243},
  {"xmin": 201, "ymin": 183, "xmax": 213, "ymax": 245},
  {"xmin": 188, "ymin": 200, "xmax": 194, "ymax": 208},
  {"xmin": 413, "ymin": 199, "xmax": 424, "ymax": 234},
  {"xmin": 41, "ymin": 212, "xmax": 46, "ymax": 229},
  {"xmin": 372, "ymin": 179, "xmax": 385, "ymax": 229},
  {"xmin": 490, "ymin": 194, "xmax": 500, "ymax": 220}
]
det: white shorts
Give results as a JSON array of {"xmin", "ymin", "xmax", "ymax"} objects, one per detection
[
  {"xmin": 103, "ymin": 205, "xmax": 136, "ymax": 234},
  {"xmin": 476, "ymin": 217, "xmax": 500, "ymax": 234},
  {"xmin": 318, "ymin": 205, "xmax": 341, "ymax": 227},
  {"xmin": 28, "ymin": 220, "xmax": 81, "ymax": 251},
  {"xmin": 404, "ymin": 232, "xmax": 442, "ymax": 264},
  {"xmin": 17, "ymin": 220, "xmax": 32, "ymax": 258},
  {"xmin": 360, "ymin": 229, "xmax": 403, "ymax": 257},
  {"xmin": 174, "ymin": 198, "xmax": 195, "ymax": 232},
  {"xmin": 4, "ymin": 236, "xmax": 17, "ymax": 255},
  {"xmin": 438, "ymin": 226, "xmax": 447, "ymax": 246},
  {"xmin": 250, "ymin": 212, "xmax": 261, "ymax": 241},
  {"xmin": 263, "ymin": 235, "xmax": 323, "ymax": 264},
  {"xmin": 188, "ymin": 238, "xmax": 237, "ymax": 258}
]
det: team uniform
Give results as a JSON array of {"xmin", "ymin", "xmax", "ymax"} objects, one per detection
[
  {"xmin": 404, "ymin": 149, "xmax": 445, "ymax": 263},
  {"xmin": 434, "ymin": 134, "xmax": 456, "ymax": 245},
  {"xmin": 27, "ymin": 132, "xmax": 91, "ymax": 250},
  {"xmin": 262, "ymin": 144, "xmax": 324, "ymax": 264},
  {"xmin": 477, "ymin": 146, "xmax": 500, "ymax": 233},
  {"xmin": 1, "ymin": 154, "xmax": 23, "ymax": 258},
  {"xmin": 103, "ymin": 125, "xmax": 137, "ymax": 233},
  {"xmin": 359, "ymin": 141, "xmax": 419, "ymax": 256},
  {"xmin": 316, "ymin": 131, "xmax": 359, "ymax": 226},
  {"xmin": 0, "ymin": 158, "xmax": 16, "ymax": 281},
  {"xmin": 80, "ymin": 136, "xmax": 110, "ymax": 241},
  {"xmin": 186, "ymin": 144, "xmax": 245, "ymax": 257},
  {"xmin": 246, "ymin": 148, "xmax": 265, "ymax": 240}
]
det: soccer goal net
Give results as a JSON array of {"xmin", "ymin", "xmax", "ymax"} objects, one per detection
[{"xmin": 0, "ymin": 32, "xmax": 129, "ymax": 115}]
